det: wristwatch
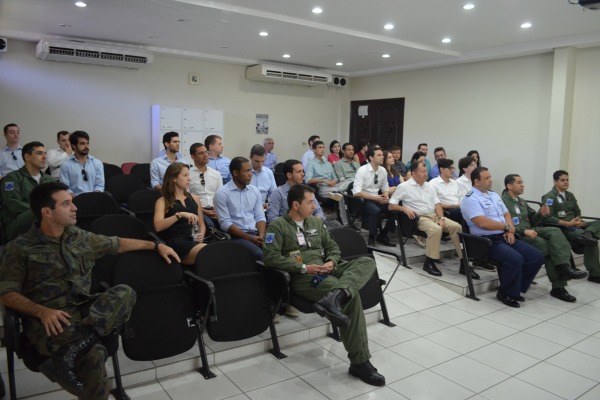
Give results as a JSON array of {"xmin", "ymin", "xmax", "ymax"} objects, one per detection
[
  {"xmin": 154, "ymin": 240, "xmax": 161, "ymax": 252},
  {"xmin": 504, "ymin": 223, "xmax": 510, "ymax": 232},
  {"xmin": 300, "ymin": 264, "xmax": 307, "ymax": 274}
]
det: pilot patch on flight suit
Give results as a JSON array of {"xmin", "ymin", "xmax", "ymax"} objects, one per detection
[
  {"xmin": 4, "ymin": 181, "xmax": 14, "ymax": 191},
  {"xmin": 265, "ymin": 232, "xmax": 275, "ymax": 244}
]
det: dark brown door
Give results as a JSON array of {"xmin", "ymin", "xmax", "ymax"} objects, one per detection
[{"xmin": 350, "ymin": 98, "xmax": 405, "ymax": 150}]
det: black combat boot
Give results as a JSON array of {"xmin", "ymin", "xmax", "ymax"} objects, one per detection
[
  {"xmin": 557, "ymin": 263, "xmax": 588, "ymax": 281},
  {"xmin": 38, "ymin": 357, "xmax": 84, "ymax": 394},
  {"xmin": 313, "ymin": 288, "xmax": 350, "ymax": 328}
]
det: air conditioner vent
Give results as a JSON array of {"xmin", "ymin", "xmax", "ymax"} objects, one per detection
[{"xmin": 246, "ymin": 64, "xmax": 332, "ymax": 86}]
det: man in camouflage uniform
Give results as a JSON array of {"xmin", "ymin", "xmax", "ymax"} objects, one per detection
[
  {"xmin": 502, "ymin": 174, "xmax": 587, "ymax": 302},
  {"xmin": 541, "ymin": 170, "xmax": 600, "ymax": 284},
  {"xmin": 263, "ymin": 184, "xmax": 385, "ymax": 387},
  {"xmin": 0, "ymin": 182, "xmax": 179, "ymax": 399}
]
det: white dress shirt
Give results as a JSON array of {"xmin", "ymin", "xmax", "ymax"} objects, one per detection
[
  {"xmin": 430, "ymin": 176, "xmax": 462, "ymax": 204},
  {"xmin": 46, "ymin": 148, "xmax": 70, "ymax": 180},
  {"xmin": 455, "ymin": 175, "xmax": 472, "ymax": 199},
  {"xmin": 352, "ymin": 163, "xmax": 389, "ymax": 196},
  {"xmin": 189, "ymin": 165, "xmax": 222, "ymax": 208},
  {"xmin": 390, "ymin": 178, "xmax": 440, "ymax": 215}
]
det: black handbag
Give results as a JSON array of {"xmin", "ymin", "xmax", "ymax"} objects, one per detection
[{"xmin": 203, "ymin": 227, "xmax": 228, "ymax": 243}]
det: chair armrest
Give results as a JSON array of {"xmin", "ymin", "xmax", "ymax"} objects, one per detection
[
  {"xmin": 148, "ymin": 232, "xmax": 162, "ymax": 242},
  {"xmin": 367, "ymin": 246, "xmax": 402, "ymax": 262},
  {"xmin": 184, "ymin": 270, "xmax": 217, "ymax": 322},
  {"xmin": 183, "ymin": 270, "xmax": 215, "ymax": 293},
  {"xmin": 120, "ymin": 207, "xmax": 135, "ymax": 217},
  {"xmin": 457, "ymin": 232, "xmax": 492, "ymax": 246},
  {"xmin": 583, "ymin": 216, "xmax": 600, "ymax": 221},
  {"xmin": 525, "ymin": 200, "xmax": 542, "ymax": 207}
]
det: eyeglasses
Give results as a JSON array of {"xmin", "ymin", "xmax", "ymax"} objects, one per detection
[
  {"xmin": 82, "ymin": 169, "xmax": 88, "ymax": 181},
  {"xmin": 199, "ymin": 172, "xmax": 205, "ymax": 186},
  {"xmin": 374, "ymin": 173, "xmax": 378, "ymax": 185},
  {"xmin": 11, "ymin": 152, "xmax": 16, "ymax": 161}
]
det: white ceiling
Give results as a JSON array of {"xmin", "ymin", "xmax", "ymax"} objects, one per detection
[{"xmin": 2, "ymin": 0, "xmax": 600, "ymax": 76}]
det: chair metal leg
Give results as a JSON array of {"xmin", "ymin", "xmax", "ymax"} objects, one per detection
[
  {"xmin": 328, "ymin": 324, "xmax": 342, "ymax": 342},
  {"xmin": 110, "ymin": 353, "xmax": 130, "ymax": 400},
  {"xmin": 267, "ymin": 319, "xmax": 287, "ymax": 359},
  {"xmin": 463, "ymin": 258, "xmax": 480, "ymax": 301},
  {"xmin": 7, "ymin": 348, "xmax": 17, "ymax": 400},
  {"xmin": 195, "ymin": 329, "xmax": 216, "ymax": 379},
  {"xmin": 377, "ymin": 294, "xmax": 396, "ymax": 327}
]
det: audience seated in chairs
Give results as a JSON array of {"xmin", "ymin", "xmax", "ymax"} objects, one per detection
[
  {"xmin": 333, "ymin": 143, "xmax": 360, "ymax": 184},
  {"xmin": 353, "ymin": 141, "xmax": 368, "ymax": 166},
  {"xmin": 328, "ymin": 140, "xmax": 342, "ymax": 164},
  {"xmin": 249, "ymin": 144, "xmax": 277, "ymax": 204},
  {"xmin": 46, "ymin": 131, "xmax": 72, "ymax": 180},
  {"xmin": 389, "ymin": 145, "xmax": 409, "ymax": 180},
  {"xmin": 188, "ymin": 142, "xmax": 222, "ymax": 229},
  {"xmin": 60, "ymin": 130, "xmax": 105, "ymax": 196},
  {"xmin": 382, "ymin": 150, "xmax": 403, "ymax": 193},
  {"xmin": 430, "ymin": 158, "xmax": 463, "ymax": 224},
  {"xmin": 150, "ymin": 131, "xmax": 191, "ymax": 191},
  {"xmin": 301, "ymin": 135, "xmax": 320, "ymax": 170},
  {"xmin": 154, "ymin": 162, "xmax": 207, "ymax": 265},
  {"xmin": 455, "ymin": 156, "xmax": 476, "ymax": 200}
]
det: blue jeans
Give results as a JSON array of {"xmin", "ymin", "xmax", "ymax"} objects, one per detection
[
  {"xmin": 486, "ymin": 236, "xmax": 544, "ymax": 297},
  {"xmin": 232, "ymin": 236, "xmax": 263, "ymax": 262},
  {"xmin": 362, "ymin": 200, "xmax": 395, "ymax": 237}
]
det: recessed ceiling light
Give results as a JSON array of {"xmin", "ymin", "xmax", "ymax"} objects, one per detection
[
  {"xmin": 220, "ymin": 46, "xmax": 228, "ymax": 49},
  {"xmin": 463, "ymin": 3, "xmax": 475, "ymax": 10},
  {"xmin": 177, "ymin": 18, "xmax": 186, "ymax": 22},
  {"xmin": 59, "ymin": 24, "xmax": 71, "ymax": 28},
  {"xmin": 259, "ymin": 31, "xmax": 269, "ymax": 37},
  {"xmin": 75, "ymin": 1, "xmax": 87, "ymax": 7},
  {"xmin": 521, "ymin": 22, "xmax": 532, "ymax": 29},
  {"xmin": 336, "ymin": 62, "xmax": 343, "ymax": 66},
  {"xmin": 442, "ymin": 37, "xmax": 452, "ymax": 43},
  {"xmin": 312, "ymin": 7, "xmax": 323, "ymax": 14},
  {"xmin": 146, "ymin": 35, "xmax": 158, "ymax": 39},
  {"xmin": 382, "ymin": 54, "xmax": 390, "ymax": 58},
  {"xmin": 384, "ymin": 23, "xmax": 394, "ymax": 30},
  {"xmin": 283, "ymin": 54, "xmax": 291, "ymax": 58}
]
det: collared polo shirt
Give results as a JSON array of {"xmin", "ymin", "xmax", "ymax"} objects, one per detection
[{"xmin": 390, "ymin": 177, "xmax": 440, "ymax": 215}]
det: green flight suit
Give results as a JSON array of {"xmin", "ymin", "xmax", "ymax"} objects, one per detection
[
  {"xmin": 0, "ymin": 166, "xmax": 54, "ymax": 240},
  {"xmin": 501, "ymin": 192, "xmax": 571, "ymax": 289},
  {"xmin": 0, "ymin": 225, "xmax": 136, "ymax": 399},
  {"xmin": 263, "ymin": 214, "xmax": 375, "ymax": 364},
  {"xmin": 542, "ymin": 187, "xmax": 600, "ymax": 278}
]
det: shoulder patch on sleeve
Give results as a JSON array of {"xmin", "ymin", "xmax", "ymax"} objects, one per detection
[
  {"xmin": 545, "ymin": 198, "xmax": 553, "ymax": 206},
  {"xmin": 465, "ymin": 190, "xmax": 473, "ymax": 197},
  {"xmin": 4, "ymin": 181, "xmax": 14, "ymax": 191},
  {"xmin": 265, "ymin": 232, "xmax": 275, "ymax": 244}
]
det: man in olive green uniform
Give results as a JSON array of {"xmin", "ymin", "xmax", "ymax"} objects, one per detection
[
  {"xmin": 1, "ymin": 141, "xmax": 54, "ymax": 240},
  {"xmin": 541, "ymin": 170, "xmax": 600, "ymax": 284},
  {"xmin": 502, "ymin": 175, "xmax": 587, "ymax": 302},
  {"xmin": 0, "ymin": 182, "xmax": 180, "ymax": 399},
  {"xmin": 263, "ymin": 184, "xmax": 385, "ymax": 386}
]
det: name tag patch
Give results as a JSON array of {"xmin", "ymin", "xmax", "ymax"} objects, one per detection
[
  {"xmin": 558, "ymin": 211, "xmax": 566, "ymax": 218},
  {"xmin": 289, "ymin": 250, "xmax": 302, "ymax": 263}
]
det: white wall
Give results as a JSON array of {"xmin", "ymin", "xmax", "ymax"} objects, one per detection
[{"xmin": 0, "ymin": 40, "xmax": 349, "ymax": 166}]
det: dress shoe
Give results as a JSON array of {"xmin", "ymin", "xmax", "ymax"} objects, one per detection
[
  {"xmin": 550, "ymin": 288, "xmax": 577, "ymax": 303},
  {"xmin": 511, "ymin": 295, "xmax": 525, "ymax": 302},
  {"xmin": 496, "ymin": 290, "xmax": 520, "ymax": 308},
  {"xmin": 376, "ymin": 234, "xmax": 395, "ymax": 247},
  {"xmin": 582, "ymin": 230, "xmax": 598, "ymax": 241},
  {"xmin": 423, "ymin": 259, "xmax": 442, "ymax": 276},
  {"xmin": 314, "ymin": 289, "xmax": 350, "ymax": 328},
  {"xmin": 588, "ymin": 276, "xmax": 600, "ymax": 284},
  {"xmin": 459, "ymin": 265, "xmax": 480, "ymax": 280},
  {"xmin": 367, "ymin": 237, "xmax": 375, "ymax": 246},
  {"xmin": 557, "ymin": 263, "xmax": 588, "ymax": 281},
  {"xmin": 285, "ymin": 305, "xmax": 299, "ymax": 318},
  {"xmin": 328, "ymin": 192, "xmax": 344, "ymax": 202},
  {"xmin": 38, "ymin": 357, "xmax": 84, "ymax": 394},
  {"xmin": 575, "ymin": 232, "xmax": 598, "ymax": 246},
  {"xmin": 348, "ymin": 361, "xmax": 386, "ymax": 386},
  {"xmin": 473, "ymin": 260, "xmax": 496, "ymax": 271}
]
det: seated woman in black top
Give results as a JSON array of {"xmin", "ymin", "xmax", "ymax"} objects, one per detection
[{"xmin": 154, "ymin": 162, "xmax": 206, "ymax": 265}]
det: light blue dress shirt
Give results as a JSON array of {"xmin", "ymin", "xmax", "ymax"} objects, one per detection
[
  {"xmin": 0, "ymin": 146, "xmax": 24, "ymax": 178},
  {"xmin": 301, "ymin": 149, "xmax": 314, "ymax": 171},
  {"xmin": 250, "ymin": 167, "xmax": 277, "ymax": 203},
  {"xmin": 208, "ymin": 155, "xmax": 231, "ymax": 181},
  {"xmin": 150, "ymin": 154, "xmax": 192, "ymax": 188},
  {"xmin": 266, "ymin": 182, "xmax": 325, "ymax": 223},
  {"xmin": 305, "ymin": 157, "xmax": 336, "ymax": 183},
  {"xmin": 265, "ymin": 152, "xmax": 277, "ymax": 171},
  {"xmin": 214, "ymin": 181, "xmax": 266, "ymax": 233},
  {"xmin": 60, "ymin": 154, "xmax": 105, "ymax": 195},
  {"xmin": 429, "ymin": 163, "xmax": 458, "ymax": 180},
  {"xmin": 461, "ymin": 187, "xmax": 508, "ymax": 236}
]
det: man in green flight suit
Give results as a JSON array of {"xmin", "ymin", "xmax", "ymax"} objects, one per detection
[
  {"xmin": 502, "ymin": 174, "xmax": 587, "ymax": 302},
  {"xmin": 541, "ymin": 170, "xmax": 600, "ymax": 284},
  {"xmin": 0, "ymin": 141, "xmax": 55, "ymax": 240},
  {"xmin": 263, "ymin": 184, "xmax": 385, "ymax": 386},
  {"xmin": 0, "ymin": 182, "xmax": 180, "ymax": 399}
]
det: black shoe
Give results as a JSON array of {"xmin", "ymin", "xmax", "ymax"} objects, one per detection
[
  {"xmin": 511, "ymin": 295, "xmax": 525, "ymax": 302},
  {"xmin": 423, "ymin": 259, "xmax": 442, "ymax": 276},
  {"xmin": 62, "ymin": 333, "xmax": 98, "ymax": 371},
  {"xmin": 473, "ymin": 260, "xmax": 496, "ymax": 271},
  {"xmin": 575, "ymin": 232, "xmax": 598, "ymax": 246},
  {"xmin": 588, "ymin": 276, "xmax": 600, "ymax": 284},
  {"xmin": 459, "ymin": 265, "xmax": 480, "ymax": 280},
  {"xmin": 314, "ymin": 289, "xmax": 350, "ymax": 328},
  {"xmin": 349, "ymin": 361, "xmax": 386, "ymax": 386},
  {"xmin": 583, "ymin": 231, "xmax": 598, "ymax": 241},
  {"xmin": 557, "ymin": 263, "xmax": 588, "ymax": 281},
  {"xmin": 367, "ymin": 237, "xmax": 375, "ymax": 246},
  {"xmin": 376, "ymin": 234, "xmax": 395, "ymax": 247},
  {"xmin": 38, "ymin": 357, "xmax": 84, "ymax": 395},
  {"xmin": 496, "ymin": 290, "xmax": 520, "ymax": 308},
  {"xmin": 550, "ymin": 288, "xmax": 577, "ymax": 303},
  {"xmin": 347, "ymin": 223, "xmax": 360, "ymax": 231}
]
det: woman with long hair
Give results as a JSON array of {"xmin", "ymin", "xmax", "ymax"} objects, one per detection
[
  {"xmin": 353, "ymin": 140, "xmax": 369, "ymax": 165},
  {"xmin": 328, "ymin": 140, "xmax": 342, "ymax": 163},
  {"xmin": 154, "ymin": 162, "xmax": 206, "ymax": 265},
  {"xmin": 467, "ymin": 150, "xmax": 481, "ymax": 167},
  {"xmin": 383, "ymin": 150, "xmax": 403, "ymax": 194}
]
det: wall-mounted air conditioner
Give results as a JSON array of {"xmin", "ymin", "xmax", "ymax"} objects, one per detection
[
  {"xmin": 36, "ymin": 38, "xmax": 153, "ymax": 69},
  {"xmin": 245, "ymin": 64, "xmax": 332, "ymax": 86}
]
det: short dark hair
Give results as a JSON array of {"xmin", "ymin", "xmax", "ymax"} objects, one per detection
[
  {"xmin": 410, "ymin": 151, "xmax": 426, "ymax": 171},
  {"xmin": 229, "ymin": 156, "xmax": 249, "ymax": 174},
  {"xmin": 434, "ymin": 147, "xmax": 445, "ymax": 154},
  {"xmin": 56, "ymin": 130, "xmax": 69, "ymax": 140},
  {"xmin": 458, "ymin": 156, "xmax": 474, "ymax": 176},
  {"xmin": 312, "ymin": 140, "xmax": 324, "ymax": 149},
  {"xmin": 283, "ymin": 159, "xmax": 301, "ymax": 177},
  {"xmin": 504, "ymin": 174, "xmax": 520, "ymax": 192},
  {"xmin": 287, "ymin": 184, "xmax": 315, "ymax": 210},
  {"xmin": 389, "ymin": 145, "xmax": 402, "ymax": 152},
  {"xmin": 410, "ymin": 160, "xmax": 426, "ymax": 173},
  {"xmin": 69, "ymin": 131, "xmax": 89, "ymax": 146},
  {"xmin": 356, "ymin": 140, "xmax": 368, "ymax": 150},
  {"xmin": 553, "ymin": 170, "xmax": 568, "ymax": 182},
  {"xmin": 205, "ymin": 135, "xmax": 222, "ymax": 148},
  {"xmin": 30, "ymin": 182, "xmax": 69, "ymax": 222},
  {"xmin": 162, "ymin": 131, "xmax": 179, "ymax": 148},
  {"xmin": 250, "ymin": 144, "xmax": 266, "ymax": 157},
  {"xmin": 308, "ymin": 135, "xmax": 320, "ymax": 145},
  {"xmin": 438, "ymin": 158, "xmax": 453, "ymax": 170},
  {"xmin": 189, "ymin": 142, "xmax": 205, "ymax": 156},
  {"xmin": 366, "ymin": 146, "xmax": 381, "ymax": 161},
  {"xmin": 3, "ymin": 123, "xmax": 17, "ymax": 135},
  {"xmin": 22, "ymin": 141, "xmax": 45, "ymax": 161},
  {"xmin": 342, "ymin": 142, "xmax": 353, "ymax": 151},
  {"xmin": 471, "ymin": 167, "xmax": 489, "ymax": 185},
  {"xmin": 418, "ymin": 143, "xmax": 427, "ymax": 149}
]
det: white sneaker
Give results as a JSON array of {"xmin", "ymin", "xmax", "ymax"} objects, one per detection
[
  {"xmin": 285, "ymin": 305, "xmax": 299, "ymax": 318},
  {"xmin": 328, "ymin": 192, "xmax": 343, "ymax": 202},
  {"xmin": 413, "ymin": 235, "xmax": 426, "ymax": 248}
]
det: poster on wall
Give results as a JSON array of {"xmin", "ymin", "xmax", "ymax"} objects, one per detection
[{"xmin": 256, "ymin": 114, "xmax": 269, "ymax": 134}]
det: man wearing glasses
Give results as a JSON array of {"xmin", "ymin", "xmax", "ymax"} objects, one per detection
[
  {"xmin": 428, "ymin": 147, "xmax": 457, "ymax": 181},
  {"xmin": 189, "ymin": 143, "xmax": 222, "ymax": 228},
  {"xmin": 0, "ymin": 123, "xmax": 24, "ymax": 178},
  {"xmin": 59, "ymin": 131, "xmax": 104, "ymax": 196},
  {"xmin": 430, "ymin": 158, "xmax": 464, "ymax": 224}
]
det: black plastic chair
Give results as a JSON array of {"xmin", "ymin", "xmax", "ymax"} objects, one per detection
[
  {"xmin": 73, "ymin": 192, "xmax": 125, "ymax": 231},
  {"xmin": 105, "ymin": 174, "xmax": 147, "ymax": 205},
  {"xmin": 130, "ymin": 163, "xmax": 151, "ymax": 188},
  {"xmin": 103, "ymin": 163, "xmax": 123, "ymax": 182},
  {"xmin": 127, "ymin": 189, "xmax": 162, "ymax": 232},
  {"xmin": 111, "ymin": 251, "xmax": 199, "ymax": 362},
  {"xmin": 274, "ymin": 163, "xmax": 286, "ymax": 186},
  {"xmin": 186, "ymin": 241, "xmax": 288, "ymax": 378}
]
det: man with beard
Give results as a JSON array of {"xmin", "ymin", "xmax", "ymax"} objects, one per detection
[{"xmin": 59, "ymin": 131, "xmax": 105, "ymax": 196}]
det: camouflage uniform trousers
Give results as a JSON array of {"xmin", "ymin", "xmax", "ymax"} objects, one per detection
[
  {"xmin": 27, "ymin": 284, "xmax": 136, "ymax": 400},
  {"xmin": 565, "ymin": 220, "xmax": 600, "ymax": 278}
]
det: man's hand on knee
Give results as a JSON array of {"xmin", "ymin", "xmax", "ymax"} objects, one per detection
[{"xmin": 39, "ymin": 308, "xmax": 72, "ymax": 336}]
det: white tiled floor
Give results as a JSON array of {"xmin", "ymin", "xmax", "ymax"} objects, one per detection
[{"xmin": 6, "ymin": 253, "xmax": 600, "ymax": 399}]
